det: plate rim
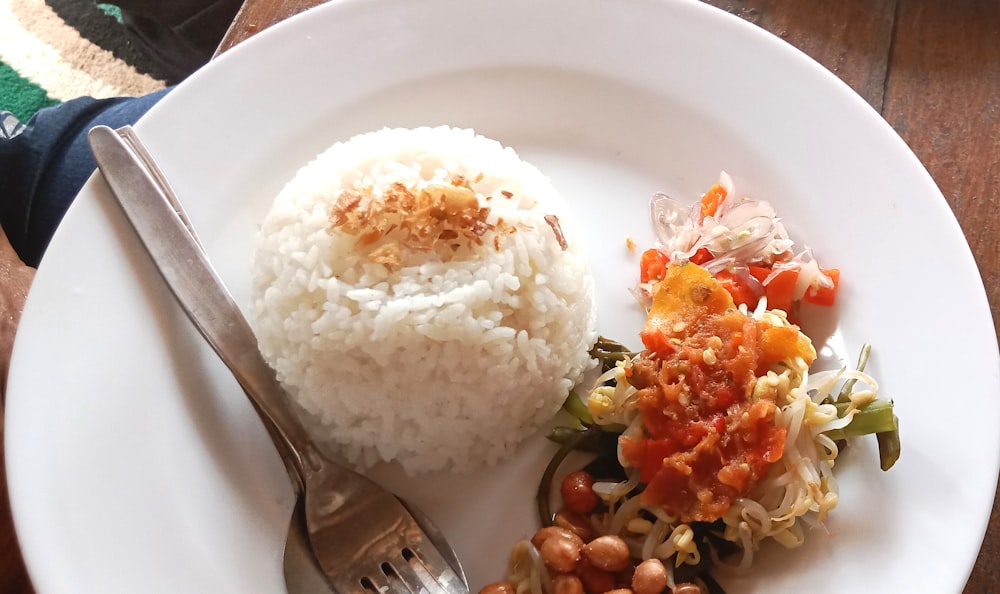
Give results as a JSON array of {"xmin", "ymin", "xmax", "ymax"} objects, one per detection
[{"xmin": 7, "ymin": 0, "xmax": 999, "ymax": 592}]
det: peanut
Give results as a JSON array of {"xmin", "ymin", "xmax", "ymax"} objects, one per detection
[
  {"xmin": 582, "ymin": 535, "xmax": 631, "ymax": 572},
  {"xmin": 576, "ymin": 560, "xmax": 616, "ymax": 594},
  {"xmin": 553, "ymin": 573, "xmax": 585, "ymax": 594},
  {"xmin": 531, "ymin": 526, "xmax": 584, "ymax": 550},
  {"xmin": 539, "ymin": 533, "xmax": 582, "ymax": 573},
  {"xmin": 561, "ymin": 471, "xmax": 599, "ymax": 514},
  {"xmin": 478, "ymin": 582, "xmax": 516, "ymax": 594},
  {"xmin": 631, "ymin": 559, "xmax": 668, "ymax": 594},
  {"xmin": 554, "ymin": 510, "xmax": 597, "ymax": 542}
]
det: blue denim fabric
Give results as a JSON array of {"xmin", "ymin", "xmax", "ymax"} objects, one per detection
[{"xmin": 0, "ymin": 88, "xmax": 171, "ymax": 267}]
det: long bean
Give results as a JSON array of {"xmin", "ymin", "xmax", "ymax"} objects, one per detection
[{"xmin": 825, "ymin": 399, "xmax": 900, "ymax": 470}]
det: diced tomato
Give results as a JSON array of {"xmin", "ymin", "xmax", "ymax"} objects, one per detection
[
  {"xmin": 678, "ymin": 421, "xmax": 711, "ymax": 447},
  {"xmin": 639, "ymin": 438, "xmax": 679, "ymax": 484},
  {"xmin": 804, "ymin": 268, "xmax": 840, "ymax": 306},
  {"xmin": 710, "ymin": 413, "xmax": 726, "ymax": 435},
  {"xmin": 689, "ymin": 247, "xmax": 713, "ymax": 265},
  {"xmin": 747, "ymin": 266, "xmax": 771, "ymax": 283},
  {"xmin": 639, "ymin": 328, "xmax": 674, "ymax": 354},
  {"xmin": 714, "ymin": 270, "xmax": 758, "ymax": 309},
  {"xmin": 714, "ymin": 385, "xmax": 738, "ymax": 409},
  {"xmin": 619, "ymin": 436, "xmax": 645, "ymax": 468},
  {"xmin": 699, "ymin": 182, "xmax": 727, "ymax": 221},
  {"xmin": 749, "ymin": 265, "xmax": 799, "ymax": 314},
  {"xmin": 639, "ymin": 248, "xmax": 669, "ymax": 284}
]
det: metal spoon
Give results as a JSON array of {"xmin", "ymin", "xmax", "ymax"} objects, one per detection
[{"xmin": 88, "ymin": 125, "xmax": 469, "ymax": 593}]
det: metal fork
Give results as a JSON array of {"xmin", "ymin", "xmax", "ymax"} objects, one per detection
[{"xmin": 88, "ymin": 125, "xmax": 469, "ymax": 594}]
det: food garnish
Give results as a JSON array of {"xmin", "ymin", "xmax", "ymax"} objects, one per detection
[
  {"xmin": 641, "ymin": 172, "xmax": 839, "ymax": 318},
  {"xmin": 328, "ymin": 180, "xmax": 494, "ymax": 267},
  {"xmin": 486, "ymin": 174, "xmax": 899, "ymax": 594},
  {"xmin": 329, "ymin": 177, "xmax": 571, "ymax": 268}
]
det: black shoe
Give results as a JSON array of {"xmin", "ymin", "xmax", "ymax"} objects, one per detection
[{"xmin": 114, "ymin": 0, "xmax": 243, "ymax": 84}]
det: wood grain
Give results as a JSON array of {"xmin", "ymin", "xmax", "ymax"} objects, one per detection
[
  {"xmin": 0, "ymin": 406, "xmax": 32, "ymax": 594},
  {"xmin": 703, "ymin": 0, "xmax": 898, "ymax": 110},
  {"xmin": 216, "ymin": 0, "xmax": 325, "ymax": 56},
  {"xmin": 881, "ymin": 3, "xmax": 1000, "ymax": 590},
  {"xmin": 0, "ymin": 224, "xmax": 35, "ymax": 594},
  {"xmin": 883, "ymin": 0, "xmax": 1000, "ymax": 341}
]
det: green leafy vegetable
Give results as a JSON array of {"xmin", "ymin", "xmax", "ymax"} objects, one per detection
[{"xmin": 825, "ymin": 343, "xmax": 900, "ymax": 470}]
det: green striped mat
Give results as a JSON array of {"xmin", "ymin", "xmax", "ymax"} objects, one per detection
[{"xmin": 0, "ymin": 0, "xmax": 171, "ymax": 121}]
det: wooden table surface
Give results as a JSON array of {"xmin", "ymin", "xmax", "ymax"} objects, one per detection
[{"xmin": 2, "ymin": 0, "xmax": 998, "ymax": 592}]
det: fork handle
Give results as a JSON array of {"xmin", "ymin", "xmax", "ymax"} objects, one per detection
[{"xmin": 87, "ymin": 125, "xmax": 318, "ymax": 493}]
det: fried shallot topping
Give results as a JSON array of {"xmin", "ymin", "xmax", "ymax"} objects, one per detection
[
  {"xmin": 544, "ymin": 214, "xmax": 568, "ymax": 251},
  {"xmin": 329, "ymin": 179, "xmax": 494, "ymax": 268}
]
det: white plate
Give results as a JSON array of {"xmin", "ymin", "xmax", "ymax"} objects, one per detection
[{"xmin": 7, "ymin": 0, "xmax": 1000, "ymax": 592}]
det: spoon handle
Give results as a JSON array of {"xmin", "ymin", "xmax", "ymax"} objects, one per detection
[{"xmin": 87, "ymin": 124, "xmax": 316, "ymax": 492}]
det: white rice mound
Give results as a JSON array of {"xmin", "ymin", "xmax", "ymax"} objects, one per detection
[{"xmin": 249, "ymin": 126, "xmax": 597, "ymax": 474}]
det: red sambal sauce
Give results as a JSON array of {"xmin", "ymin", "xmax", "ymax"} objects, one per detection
[{"xmin": 621, "ymin": 263, "xmax": 814, "ymax": 523}]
